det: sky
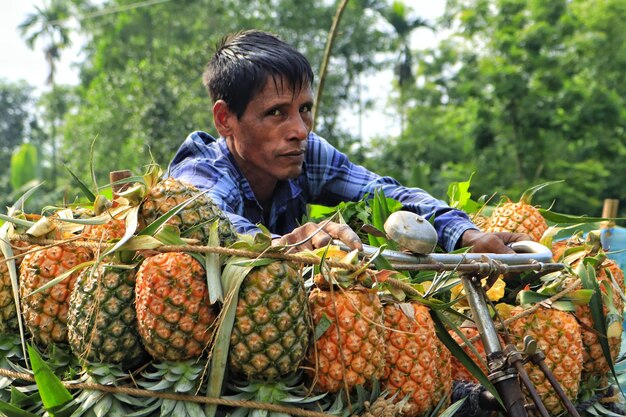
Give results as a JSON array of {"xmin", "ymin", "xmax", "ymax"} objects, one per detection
[{"xmin": 0, "ymin": 0, "xmax": 446, "ymax": 140}]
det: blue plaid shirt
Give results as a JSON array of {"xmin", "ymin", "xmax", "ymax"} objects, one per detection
[{"xmin": 168, "ymin": 131, "xmax": 478, "ymax": 252}]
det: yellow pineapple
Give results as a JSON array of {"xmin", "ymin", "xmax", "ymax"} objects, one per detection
[
  {"xmin": 135, "ymin": 252, "xmax": 218, "ymax": 361},
  {"xmin": 19, "ymin": 244, "xmax": 94, "ymax": 346},
  {"xmin": 551, "ymin": 235, "xmax": 624, "ymax": 379},
  {"xmin": 307, "ymin": 285, "xmax": 385, "ymax": 393},
  {"xmin": 486, "ymin": 185, "xmax": 549, "ymax": 242},
  {"xmin": 508, "ymin": 306, "xmax": 583, "ymax": 415},
  {"xmin": 382, "ymin": 302, "xmax": 449, "ymax": 417},
  {"xmin": 449, "ymin": 327, "xmax": 488, "ymax": 383}
]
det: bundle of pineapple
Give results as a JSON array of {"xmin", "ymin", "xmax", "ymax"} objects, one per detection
[{"xmin": 0, "ymin": 166, "xmax": 250, "ymax": 416}]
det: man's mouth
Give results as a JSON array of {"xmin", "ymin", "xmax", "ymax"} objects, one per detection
[{"xmin": 281, "ymin": 149, "xmax": 305, "ymax": 157}]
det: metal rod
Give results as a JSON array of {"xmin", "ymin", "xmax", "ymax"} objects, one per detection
[
  {"xmin": 531, "ymin": 351, "xmax": 582, "ymax": 417},
  {"xmin": 461, "ymin": 274, "xmax": 529, "ymax": 417},
  {"xmin": 506, "ymin": 346, "xmax": 551, "ymax": 417},
  {"xmin": 462, "ymin": 275, "xmax": 502, "ymax": 354},
  {"xmin": 336, "ymin": 240, "xmax": 555, "ymax": 265},
  {"xmin": 388, "ymin": 262, "xmax": 564, "ymax": 274}
]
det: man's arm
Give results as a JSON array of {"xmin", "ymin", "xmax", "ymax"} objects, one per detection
[{"xmin": 306, "ymin": 134, "xmax": 526, "ymax": 254}]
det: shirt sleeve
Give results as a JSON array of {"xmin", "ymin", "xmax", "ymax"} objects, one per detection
[
  {"xmin": 168, "ymin": 132, "xmax": 269, "ymax": 237},
  {"xmin": 305, "ymin": 134, "xmax": 478, "ymax": 252}
]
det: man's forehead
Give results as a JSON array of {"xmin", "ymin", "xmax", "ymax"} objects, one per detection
[{"xmin": 255, "ymin": 75, "xmax": 313, "ymax": 100}]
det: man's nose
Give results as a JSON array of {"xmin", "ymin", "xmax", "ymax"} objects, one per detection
[{"xmin": 289, "ymin": 114, "xmax": 310, "ymax": 141}]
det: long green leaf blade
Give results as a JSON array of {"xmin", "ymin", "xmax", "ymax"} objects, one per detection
[
  {"xmin": 0, "ymin": 399, "xmax": 39, "ymax": 417},
  {"xmin": 28, "ymin": 345, "xmax": 74, "ymax": 414}
]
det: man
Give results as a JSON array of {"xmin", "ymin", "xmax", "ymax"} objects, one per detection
[{"xmin": 169, "ymin": 30, "xmax": 526, "ymax": 253}]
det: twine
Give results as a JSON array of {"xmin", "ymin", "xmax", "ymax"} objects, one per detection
[{"xmin": 0, "ymin": 367, "xmax": 332, "ymax": 417}]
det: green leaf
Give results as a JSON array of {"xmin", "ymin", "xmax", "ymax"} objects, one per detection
[
  {"xmin": 25, "ymin": 261, "xmax": 94, "ymax": 297},
  {"xmin": 10, "ymin": 143, "xmax": 40, "ymax": 192},
  {"xmin": 539, "ymin": 210, "xmax": 620, "ymax": 224},
  {"xmin": 431, "ymin": 311, "xmax": 502, "ymax": 407},
  {"xmin": 437, "ymin": 398, "xmax": 467, "ymax": 417},
  {"xmin": 65, "ymin": 164, "xmax": 96, "ymax": 203},
  {"xmin": 205, "ymin": 221, "xmax": 223, "ymax": 304},
  {"xmin": 205, "ymin": 257, "xmax": 254, "ymax": 417},
  {"xmin": 313, "ymin": 314, "xmax": 332, "ymax": 341},
  {"xmin": 0, "ymin": 399, "xmax": 39, "ymax": 417},
  {"xmin": 28, "ymin": 344, "xmax": 74, "ymax": 414},
  {"xmin": 577, "ymin": 262, "xmax": 619, "ymax": 383}
]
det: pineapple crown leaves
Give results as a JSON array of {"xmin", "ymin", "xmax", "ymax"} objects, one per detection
[
  {"xmin": 224, "ymin": 373, "xmax": 327, "ymax": 417},
  {"xmin": 140, "ymin": 360, "xmax": 208, "ymax": 394},
  {"xmin": 517, "ymin": 180, "xmax": 563, "ymax": 205}
]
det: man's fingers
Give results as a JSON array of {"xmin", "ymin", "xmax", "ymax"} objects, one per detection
[{"xmin": 323, "ymin": 222, "xmax": 363, "ymax": 250}]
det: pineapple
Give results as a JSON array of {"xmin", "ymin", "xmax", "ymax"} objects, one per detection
[
  {"xmin": 306, "ymin": 285, "xmax": 385, "ymax": 393},
  {"xmin": 382, "ymin": 302, "xmax": 449, "ymax": 417},
  {"xmin": 0, "ymin": 238, "xmax": 33, "ymax": 333},
  {"xmin": 229, "ymin": 260, "xmax": 309, "ymax": 381},
  {"xmin": 19, "ymin": 245, "xmax": 94, "ymax": 346},
  {"xmin": 67, "ymin": 263, "xmax": 146, "ymax": 367},
  {"xmin": 551, "ymin": 235, "xmax": 624, "ymax": 379},
  {"xmin": 508, "ymin": 306, "xmax": 583, "ymax": 415},
  {"xmin": 82, "ymin": 217, "xmax": 126, "ymax": 242},
  {"xmin": 449, "ymin": 327, "xmax": 487, "ymax": 383},
  {"xmin": 135, "ymin": 251, "xmax": 218, "ymax": 362},
  {"xmin": 575, "ymin": 259, "xmax": 623, "ymax": 378},
  {"xmin": 139, "ymin": 177, "xmax": 237, "ymax": 245},
  {"xmin": 485, "ymin": 185, "xmax": 549, "ymax": 242}
]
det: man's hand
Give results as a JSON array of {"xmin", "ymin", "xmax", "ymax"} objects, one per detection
[
  {"xmin": 460, "ymin": 229, "xmax": 530, "ymax": 254},
  {"xmin": 274, "ymin": 221, "xmax": 363, "ymax": 252}
]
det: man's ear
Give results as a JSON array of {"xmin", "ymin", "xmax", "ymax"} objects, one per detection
[{"xmin": 213, "ymin": 100, "xmax": 235, "ymax": 137}]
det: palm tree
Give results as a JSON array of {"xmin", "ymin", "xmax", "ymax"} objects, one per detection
[
  {"xmin": 372, "ymin": 1, "xmax": 433, "ymax": 137},
  {"xmin": 18, "ymin": 0, "xmax": 72, "ymax": 188}
]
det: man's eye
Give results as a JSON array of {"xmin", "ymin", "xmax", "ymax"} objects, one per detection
[
  {"xmin": 300, "ymin": 105, "xmax": 312, "ymax": 113},
  {"xmin": 269, "ymin": 109, "xmax": 282, "ymax": 116}
]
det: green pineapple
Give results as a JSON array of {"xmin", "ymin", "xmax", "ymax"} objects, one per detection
[
  {"xmin": 139, "ymin": 177, "xmax": 237, "ymax": 245},
  {"xmin": 67, "ymin": 263, "xmax": 146, "ymax": 367},
  {"xmin": 229, "ymin": 260, "xmax": 309, "ymax": 381}
]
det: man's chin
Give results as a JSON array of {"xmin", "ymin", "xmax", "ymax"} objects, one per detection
[{"xmin": 280, "ymin": 166, "xmax": 303, "ymax": 180}]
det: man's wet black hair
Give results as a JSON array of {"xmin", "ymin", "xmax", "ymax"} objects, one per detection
[{"xmin": 203, "ymin": 30, "xmax": 314, "ymax": 119}]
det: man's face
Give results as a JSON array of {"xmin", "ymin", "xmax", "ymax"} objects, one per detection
[{"xmin": 225, "ymin": 77, "xmax": 313, "ymax": 192}]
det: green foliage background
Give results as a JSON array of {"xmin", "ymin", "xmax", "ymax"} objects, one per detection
[{"xmin": 2, "ymin": 0, "xmax": 625, "ymax": 221}]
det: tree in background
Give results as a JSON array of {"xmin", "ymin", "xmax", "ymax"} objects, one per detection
[
  {"xmin": 372, "ymin": 0, "xmax": 432, "ymax": 138},
  {"xmin": 0, "ymin": 80, "xmax": 42, "ymax": 210},
  {"xmin": 62, "ymin": 0, "xmax": 390, "ymax": 184},
  {"xmin": 372, "ymin": 0, "xmax": 626, "ymax": 218},
  {"xmin": 18, "ymin": 0, "xmax": 73, "ymax": 190}
]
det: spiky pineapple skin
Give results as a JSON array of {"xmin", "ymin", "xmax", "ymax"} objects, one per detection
[
  {"xmin": 82, "ymin": 217, "xmax": 126, "ymax": 241},
  {"xmin": 0, "ymin": 242, "xmax": 32, "ymax": 333},
  {"xmin": 19, "ymin": 245, "xmax": 94, "ymax": 346},
  {"xmin": 306, "ymin": 286, "xmax": 385, "ymax": 393},
  {"xmin": 68, "ymin": 264, "xmax": 146, "ymax": 367},
  {"xmin": 139, "ymin": 177, "xmax": 237, "ymax": 245},
  {"xmin": 509, "ymin": 307, "xmax": 583, "ymax": 415},
  {"xmin": 486, "ymin": 200, "xmax": 547, "ymax": 242},
  {"xmin": 229, "ymin": 261, "xmax": 309, "ymax": 381},
  {"xmin": 382, "ymin": 303, "xmax": 444, "ymax": 417},
  {"xmin": 449, "ymin": 327, "xmax": 488, "ymax": 383},
  {"xmin": 135, "ymin": 252, "xmax": 218, "ymax": 362}
]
